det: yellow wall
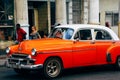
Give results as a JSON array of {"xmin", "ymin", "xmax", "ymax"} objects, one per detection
[
  {"xmin": 99, "ymin": 0, "xmax": 119, "ymax": 35},
  {"xmin": 34, "ymin": 8, "xmax": 39, "ymax": 30},
  {"xmin": 38, "ymin": 3, "xmax": 48, "ymax": 34}
]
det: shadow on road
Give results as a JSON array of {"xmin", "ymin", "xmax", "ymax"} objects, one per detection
[{"xmin": 2, "ymin": 65, "xmax": 120, "ymax": 80}]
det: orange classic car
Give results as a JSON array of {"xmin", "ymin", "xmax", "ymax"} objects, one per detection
[{"xmin": 6, "ymin": 24, "xmax": 120, "ymax": 78}]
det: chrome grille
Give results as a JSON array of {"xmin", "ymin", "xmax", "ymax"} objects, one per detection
[
  {"xmin": 11, "ymin": 54, "xmax": 29, "ymax": 59},
  {"xmin": 8, "ymin": 54, "xmax": 35, "ymax": 65}
]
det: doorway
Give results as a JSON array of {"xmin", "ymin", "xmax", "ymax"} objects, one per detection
[{"xmin": 28, "ymin": 9, "xmax": 34, "ymax": 34}]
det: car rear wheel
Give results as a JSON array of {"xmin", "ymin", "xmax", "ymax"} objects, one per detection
[
  {"xmin": 43, "ymin": 58, "xmax": 62, "ymax": 78},
  {"xmin": 115, "ymin": 56, "xmax": 120, "ymax": 70}
]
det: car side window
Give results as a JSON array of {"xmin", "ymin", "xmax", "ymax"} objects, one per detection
[
  {"xmin": 94, "ymin": 29, "xmax": 112, "ymax": 40},
  {"xmin": 74, "ymin": 29, "xmax": 92, "ymax": 40}
]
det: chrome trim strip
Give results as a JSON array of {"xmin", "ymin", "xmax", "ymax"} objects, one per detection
[
  {"xmin": 73, "ymin": 48, "xmax": 96, "ymax": 52},
  {"xmin": 41, "ymin": 48, "xmax": 96, "ymax": 54},
  {"xmin": 41, "ymin": 50, "xmax": 72, "ymax": 54}
]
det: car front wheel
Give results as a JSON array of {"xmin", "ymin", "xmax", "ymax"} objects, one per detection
[
  {"xmin": 43, "ymin": 58, "xmax": 62, "ymax": 78},
  {"xmin": 115, "ymin": 56, "xmax": 120, "ymax": 70}
]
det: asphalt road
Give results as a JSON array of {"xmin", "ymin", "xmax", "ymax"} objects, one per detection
[{"xmin": 0, "ymin": 65, "xmax": 120, "ymax": 80}]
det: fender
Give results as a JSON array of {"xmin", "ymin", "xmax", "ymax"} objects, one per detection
[{"xmin": 107, "ymin": 45, "xmax": 120, "ymax": 63}]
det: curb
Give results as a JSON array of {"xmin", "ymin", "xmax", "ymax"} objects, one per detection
[
  {"xmin": 0, "ymin": 55, "xmax": 6, "ymax": 59},
  {"xmin": 0, "ymin": 48, "xmax": 7, "ymax": 67}
]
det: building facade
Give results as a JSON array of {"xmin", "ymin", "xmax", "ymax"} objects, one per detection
[
  {"xmin": 100, "ymin": 0, "xmax": 119, "ymax": 35},
  {"xmin": 0, "ymin": 0, "xmax": 14, "ymax": 40},
  {"xmin": 0, "ymin": 0, "xmax": 119, "ymax": 41}
]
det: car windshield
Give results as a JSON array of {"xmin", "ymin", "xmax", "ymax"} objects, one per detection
[{"xmin": 49, "ymin": 28, "xmax": 74, "ymax": 40}]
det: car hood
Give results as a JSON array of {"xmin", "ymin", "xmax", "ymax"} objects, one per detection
[{"xmin": 17, "ymin": 38, "xmax": 73, "ymax": 53}]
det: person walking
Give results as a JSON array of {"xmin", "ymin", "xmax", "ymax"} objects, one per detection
[
  {"xmin": 105, "ymin": 22, "xmax": 111, "ymax": 29},
  {"xmin": 16, "ymin": 23, "xmax": 27, "ymax": 43},
  {"xmin": 30, "ymin": 26, "xmax": 41, "ymax": 39}
]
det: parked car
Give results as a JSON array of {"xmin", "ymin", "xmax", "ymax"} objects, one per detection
[{"xmin": 5, "ymin": 24, "xmax": 120, "ymax": 78}]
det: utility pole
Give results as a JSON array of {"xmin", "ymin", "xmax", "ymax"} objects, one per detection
[{"xmin": 47, "ymin": 0, "xmax": 51, "ymax": 34}]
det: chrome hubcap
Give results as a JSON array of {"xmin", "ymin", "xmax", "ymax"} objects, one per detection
[{"xmin": 46, "ymin": 60, "xmax": 60, "ymax": 77}]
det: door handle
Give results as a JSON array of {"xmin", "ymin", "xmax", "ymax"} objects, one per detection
[{"xmin": 90, "ymin": 40, "xmax": 95, "ymax": 44}]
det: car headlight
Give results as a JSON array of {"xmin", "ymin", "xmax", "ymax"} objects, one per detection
[
  {"xmin": 27, "ymin": 55, "xmax": 31, "ymax": 59},
  {"xmin": 6, "ymin": 47, "xmax": 10, "ymax": 54},
  {"xmin": 31, "ymin": 48, "xmax": 37, "ymax": 56}
]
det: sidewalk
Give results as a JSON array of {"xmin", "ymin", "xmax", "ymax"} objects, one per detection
[
  {"xmin": 0, "ymin": 49, "xmax": 6, "ymax": 67},
  {"xmin": 0, "ymin": 56, "xmax": 6, "ymax": 67},
  {"xmin": 0, "ymin": 41, "xmax": 14, "ymax": 67},
  {"xmin": 0, "ymin": 55, "xmax": 6, "ymax": 67}
]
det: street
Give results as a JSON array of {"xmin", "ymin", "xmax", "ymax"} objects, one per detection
[{"xmin": 0, "ymin": 65, "xmax": 120, "ymax": 80}]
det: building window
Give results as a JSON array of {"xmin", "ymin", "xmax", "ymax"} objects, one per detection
[
  {"xmin": 72, "ymin": 0, "xmax": 83, "ymax": 24},
  {"xmin": 0, "ymin": 0, "xmax": 14, "ymax": 41},
  {"xmin": 113, "ymin": 13, "xmax": 119, "ymax": 26},
  {"xmin": 105, "ymin": 11, "xmax": 118, "ymax": 26},
  {"xmin": 0, "ymin": 0, "xmax": 14, "ymax": 26}
]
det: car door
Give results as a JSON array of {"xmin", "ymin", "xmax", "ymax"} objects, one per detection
[
  {"xmin": 73, "ymin": 29, "xmax": 97, "ymax": 67},
  {"xmin": 94, "ymin": 29, "xmax": 113, "ymax": 64}
]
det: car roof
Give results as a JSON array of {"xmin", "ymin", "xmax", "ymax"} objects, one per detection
[
  {"xmin": 56, "ymin": 24, "xmax": 107, "ymax": 30},
  {"xmin": 55, "ymin": 24, "xmax": 119, "ymax": 40}
]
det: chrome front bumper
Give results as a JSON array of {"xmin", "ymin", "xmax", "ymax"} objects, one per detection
[
  {"xmin": 6, "ymin": 61, "xmax": 43, "ymax": 70},
  {"xmin": 6, "ymin": 58, "xmax": 43, "ymax": 70}
]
